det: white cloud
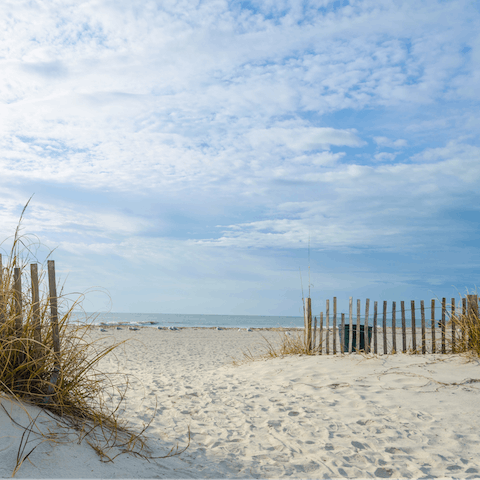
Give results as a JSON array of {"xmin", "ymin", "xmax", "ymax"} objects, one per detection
[
  {"xmin": 374, "ymin": 136, "xmax": 407, "ymax": 148},
  {"xmin": 373, "ymin": 152, "xmax": 398, "ymax": 162}
]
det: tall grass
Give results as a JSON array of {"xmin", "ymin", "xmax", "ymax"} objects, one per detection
[
  {"xmin": 0, "ymin": 205, "xmax": 187, "ymax": 475},
  {"xmin": 448, "ymin": 292, "xmax": 480, "ymax": 357}
]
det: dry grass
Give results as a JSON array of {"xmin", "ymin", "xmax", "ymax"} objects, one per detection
[
  {"xmin": 234, "ymin": 329, "xmax": 315, "ymax": 365},
  {"xmin": 447, "ymin": 292, "xmax": 480, "ymax": 358},
  {"xmin": 0, "ymin": 204, "xmax": 188, "ymax": 475}
]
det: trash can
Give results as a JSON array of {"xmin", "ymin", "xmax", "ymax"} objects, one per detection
[{"xmin": 343, "ymin": 324, "xmax": 372, "ymax": 352}]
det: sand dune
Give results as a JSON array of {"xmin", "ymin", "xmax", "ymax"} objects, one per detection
[{"xmin": 1, "ymin": 327, "xmax": 480, "ymax": 478}]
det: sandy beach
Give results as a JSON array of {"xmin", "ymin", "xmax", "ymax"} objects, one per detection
[{"xmin": 1, "ymin": 326, "xmax": 480, "ymax": 478}]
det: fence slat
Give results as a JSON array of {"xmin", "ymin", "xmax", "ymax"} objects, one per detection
[
  {"xmin": 348, "ymin": 297, "xmax": 353, "ymax": 353},
  {"xmin": 319, "ymin": 312, "xmax": 323, "ymax": 354},
  {"xmin": 313, "ymin": 316, "xmax": 317, "ymax": 352},
  {"xmin": 441, "ymin": 298, "xmax": 446, "ymax": 354},
  {"xmin": 306, "ymin": 298, "xmax": 312, "ymax": 353},
  {"xmin": 356, "ymin": 299, "xmax": 361, "ymax": 353},
  {"xmin": 14, "ymin": 268, "xmax": 22, "ymax": 333},
  {"xmin": 340, "ymin": 313, "xmax": 345, "ymax": 354},
  {"xmin": 326, "ymin": 299, "xmax": 330, "ymax": 355},
  {"xmin": 364, "ymin": 298, "xmax": 370, "ymax": 353},
  {"xmin": 383, "ymin": 301, "xmax": 387, "ymax": 354},
  {"xmin": 401, "ymin": 301, "xmax": 406, "ymax": 353},
  {"xmin": 0, "ymin": 254, "xmax": 4, "ymax": 324},
  {"xmin": 30, "ymin": 264, "xmax": 42, "ymax": 352},
  {"xmin": 333, "ymin": 297, "xmax": 337, "ymax": 355},
  {"xmin": 421, "ymin": 300, "xmax": 426, "ymax": 354},
  {"xmin": 451, "ymin": 298, "xmax": 456, "ymax": 352},
  {"xmin": 431, "ymin": 299, "xmax": 436, "ymax": 354},
  {"xmin": 392, "ymin": 301, "xmax": 397, "ymax": 353},
  {"xmin": 48, "ymin": 260, "xmax": 61, "ymax": 359},
  {"xmin": 462, "ymin": 298, "xmax": 467, "ymax": 348},
  {"xmin": 467, "ymin": 295, "xmax": 479, "ymax": 351},
  {"xmin": 411, "ymin": 300, "xmax": 417, "ymax": 353},
  {"xmin": 373, "ymin": 301, "xmax": 378, "ymax": 354}
]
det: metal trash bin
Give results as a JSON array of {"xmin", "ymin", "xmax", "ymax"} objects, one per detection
[{"xmin": 343, "ymin": 324, "xmax": 372, "ymax": 352}]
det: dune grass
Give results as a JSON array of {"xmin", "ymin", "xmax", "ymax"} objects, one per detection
[{"xmin": 0, "ymin": 206, "xmax": 188, "ymax": 475}]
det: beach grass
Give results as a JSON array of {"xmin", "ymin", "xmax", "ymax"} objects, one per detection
[{"xmin": 0, "ymin": 206, "xmax": 188, "ymax": 475}]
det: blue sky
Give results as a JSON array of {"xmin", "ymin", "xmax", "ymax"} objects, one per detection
[{"xmin": 1, "ymin": 0, "xmax": 479, "ymax": 317}]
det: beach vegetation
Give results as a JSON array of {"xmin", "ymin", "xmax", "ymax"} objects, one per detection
[{"xmin": 0, "ymin": 202, "xmax": 188, "ymax": 476}]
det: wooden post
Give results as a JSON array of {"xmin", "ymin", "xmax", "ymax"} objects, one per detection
[
  {"xmin": 431, "ymin": 299, "xmax": 436, "ymax": 354},
  {"xmin": 14, "ymin": 268, "xmax": 23, "ymax": 333},
  {"xmin": 348, "ymin": 297, "xmax": 353, "ymax": 353},
  {"xmin": 48, "ymin": 260, "xmax": 61, "ymax": 359},
  {"xmin": 326, "ymin": 299, "xmax": 330, "ymax": 355},
  {"xmin": 306, "ymin": 298, "xmax": 312, "ymax": 353},
  {"xmin": 356, "ymin": 299, "xmax": 361, "ymax": 353},
  {"xmin": 392, "ymin": 301, "xmax": 397, "ymax": 353},
  {"xmin": 373, "ymin": 301, "xmax": 378, "ymax": 354},
  {"xmin": 421, "ymin": 300, "xmax": 426, "ymax": 354},
  {"xmin": 30, "ymin": 264, "xmax": 42, "ymax": 352},
  {"xmin": 340, "ymin": 313, "xmax": 345, "ymax": 354},
  {"xmin": 401, "ymin": 301, "xmax": 406, "ymax": 353},
  {"xmin": 333, "ymin": 297, "xmax": 337, "ymax": 354},
  {"xmin": 462, "ymin": 297, "xmax": 467, "ymax": 348},
  {"xmin": 441, "ymin": 298, "xmax": 446, "ymax": 354},
  {"xmin": 467, "ymin": 295, "xmax": 479, "ymax": 350},
  {"xmin": 313, "ymin": 316, "xmax": 317, "ymax": 352},
  {"xmin": 467, "ymin": 295, "xmax": 479, "ymax": 318},
  {"xmin": 319, "ymin": 312, "xmax": 323, "ymax": 354},
  {"xmin": 383, "ymin": 301, "xmax": 387, "ymax": 354},
  {"xmin": 411, "ymin": 300, "xmax": 417, "ymax": 353},
  {"xmin": 451, "ymin": 298, "xmax": 456, "ymax": 353},
  {"xmin": 364, "ymin": 298, "xmax": 370, "ymax": 353},
  {"xmin": 0, "ymin": 254, "xmax": 4, "ymax": 324}
]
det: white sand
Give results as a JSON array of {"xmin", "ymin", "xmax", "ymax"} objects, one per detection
[{"xmin": 1, "ymin": 326, "xmax": 480, "ymax": 478}]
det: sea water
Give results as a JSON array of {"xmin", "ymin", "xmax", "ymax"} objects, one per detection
[{"xmin": 68, "ymin": 312, "xmax": 305, "ymax": 329}]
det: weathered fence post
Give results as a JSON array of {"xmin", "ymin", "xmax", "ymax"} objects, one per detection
[
  {"xmin": 356, "ymin": 299, "xmax": 361, "ymax": 353},
  {"xmin": 333, "ymin": 297, "xmax": 337, "ymax": 354},
  {"xmin": 451, "ymin": 298, "xmax": 456, "ymax": 352},
  {"xmin": 348, "ymin": 297, "xmax": 353, "ymax": 353},
  {"xmin": 392, "ymin": 301, "xmax": 397, "ymax": 353},
  {"xmin": 319, "ymin": 312, "xmax": 323, "ymax": 354},
  {"xmin": 373, "ymin": 301, "xmax": 378, "ymax": 354},
  {"xmin": 0, "ymin": 254, "xmax": 4, "ymax": 324},
  {"xmin": 462, "ymin": 297, "xmax": 467, "ymax": 348},
  {"xmin": 421, "ymin": 300, "xmax": 426, "ymax": 354},
  {"xmin": 313, "ymin": 316, "xmax": 317, "ymax": 352},
  {"xmin": 306, "ymin": 298, "xmax": 312, "ymax": 353},
  {"xmin": 30, "ymin": 264, "xmax": 42, "ymax": 354},
  {"xmin": 467, "ymin": 295, "xmax": 479, "ymax": 350},
  {"xmin": 364, "ymin": 298, "xmax": 370, "ymax": 353},
  {"xmin": 14, "ymin": 268, "xmax": 23, "ymax": 333},
  {"xmin": 411, "ymin": 300, "xmax": 417, "ymax": 353},
  {"xmin": 383, "ymin": 301, "xmax": 387, "ymax": 355},
  {"xmin": 441, "ymin": 298, "xmax": 446, "ymax": 354},
  {"xmin": 431, "ymin": 299, "xmax": 436, "ymax": 354},
  {"xmin": 401, "ymin": 301, "xmax": 406, "ymax": 353},
  {"xmin": 48, "ymin": 260, "xmax": 61, "ymax": 360},
  {"xmin": 325, "ymin": 299, "xmax": 330, "ymax": 355},
  {"xmin": 340, "ymin": 313, "xmax": 345, "ymax": 354}
]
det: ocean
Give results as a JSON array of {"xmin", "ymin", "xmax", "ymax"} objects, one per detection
[
  {"xmin": 69, "ymin": 312, "xmax": 306, "ymax": 329},
  {"xmin": 68, "ymin": 311, "xmax": 428, "ymax": 329}
]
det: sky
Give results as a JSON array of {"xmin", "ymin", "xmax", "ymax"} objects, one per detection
[{"xmin": 0, "ymin": 0, "xmax": 479, "ymax": 317}]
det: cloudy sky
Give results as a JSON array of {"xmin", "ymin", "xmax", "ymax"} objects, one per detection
[{"xmin": 1, "ymin": 0, "xmax": 479, "ymax": 317}]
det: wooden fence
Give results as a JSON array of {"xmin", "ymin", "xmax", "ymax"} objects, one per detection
[
  {"xmin": 0, "ymin": 254, "xmax": 61, "ymax": 363},
  {"xmin": 304, "ymin": 295, "xmax": 479, "ymax": 355}
]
